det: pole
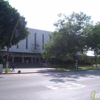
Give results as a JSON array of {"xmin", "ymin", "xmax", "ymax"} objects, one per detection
[
  {"xmin": 6, "ymin": 46, "xmax": 9, "ymax": 73},
  {"xmin": 9, "ymin": 19, "xmax": 20, "ymax": 46},
  {"xmin": 75, "ymin": 60, "xmax": 78, "ymax": 70},
  {"xmin": 6, "ymin": 18, "xmax": 20, "ymax": 73},
  {"xmin": 74, "ymin": 54, "xmax": 78, "ymax": 70},
  {"xmin": 0, "ymin": 28, "xmax": 6, "ymax": 51},
  {"xmin": 0, "ymin": 28, "xmax": 5, "ymax": 34}
]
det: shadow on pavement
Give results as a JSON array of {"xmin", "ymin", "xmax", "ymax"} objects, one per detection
[
  {"xmin": 37, "ymin": 69, "xmax": 100, "ymax": 83},
  {"xmin": 0, "ymin": 76, "xmax": 4, "ymax": 78}
]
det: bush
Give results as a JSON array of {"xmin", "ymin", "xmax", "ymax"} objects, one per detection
[
  {"xmin": 0, "ymin": 57, "xmax": 6, "ymax": 66},
  {"xmin": 48, "ymin": 59, "xmax": 75, "ymax": 65},
  {"xmin": 64, "ymin": 60, "xmax": 75, "ymax": 64},
  {"xmin": 48, "ymin": 59, "xmax": 92, "ymax": 66},
  {"xmin": 49, "ymin": 59, "xmax": 62, "ymax": 65},
  {"xmin": 41, "ymin": 59, "xmax": 46, "ymax": 63},
  {"xmin": 78, "ymin": 61, "xmax": 91, "ymax": 65}
]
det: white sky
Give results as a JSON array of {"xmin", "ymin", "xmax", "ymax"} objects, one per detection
[{"xmin": 8, "ymin": 0, "xmax": 100, "ymax": 31}]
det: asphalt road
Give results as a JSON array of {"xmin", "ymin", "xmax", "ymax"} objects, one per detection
[{"xmin": 0, "ymin": 70, "xmax": 100, "ymax": 100}]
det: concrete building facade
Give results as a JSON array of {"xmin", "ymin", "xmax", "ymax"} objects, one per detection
[{"xmin": 1, "ymin": 28, "xmax": 51, "ymax": 63}]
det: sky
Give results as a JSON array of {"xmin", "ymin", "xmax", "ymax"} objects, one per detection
[{"xmin": 7, "ymin": 0, "xmax": 100, "ymax": 32}]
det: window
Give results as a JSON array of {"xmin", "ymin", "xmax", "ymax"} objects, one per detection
[
  {"xmin": 26, "ymin": 37, "xmax": 28, "ymax": 49},
  {"xmin": 34, "ymin": 33, "xmax": 36, "ymax": 50},
  {"xmin": 42, "ymin": 34, "xmax": 44, "ymax": 50}
]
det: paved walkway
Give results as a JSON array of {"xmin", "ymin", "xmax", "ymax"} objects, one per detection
[
  {"xmin": 2, "ymin": 67, "xmax": 100, "ymax": 75},
  {"xmin": 2, "ymin": 68, "xmax": 58, "ymax": 74}
]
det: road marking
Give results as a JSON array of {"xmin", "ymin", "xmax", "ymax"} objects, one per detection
[{"xmin": 46, "ymin": 82, "xmax": 85, "ymax": 90}]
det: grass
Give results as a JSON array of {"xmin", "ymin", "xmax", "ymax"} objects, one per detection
[
  {"xmin": 78, "ymin": 65, "xmax": 100, "ymax": 70},
  {"xmin": 54, "ymin": 64, "xmax": 100, "ymax": 71},
  {"xmin": 2, "ymin": 68, "xmax": 11, "ymax": 72}
]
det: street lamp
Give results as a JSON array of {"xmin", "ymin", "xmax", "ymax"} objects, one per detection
[
  {"xmin": 74, "ymin": 53, "xmax": 78, "ymax": 70},
  {"xmin": 0, "ymin": 28, "xmax": 6, "ymax": 34},
  {"xmin": 94, "ymin": 49, "xmax": 98, "ymax": 68},
  {"xmin": 15, "ymin": 29, "xmax": 19, "ymax": 38}
]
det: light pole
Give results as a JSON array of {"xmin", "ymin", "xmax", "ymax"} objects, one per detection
[
  {"xmin": 94, "ymin": 49, "xmax": 98, "ymax": 68},
  {"xmin": 6, "ymin": 16, "xmax": 25, "ymax": 73},
  {"xmin": 0, "ymin": 28, "xmax": 6, "ymax": 51},
  {"xmin": 74, "ymin": 53, "xmax": 78, "ymax": 70},
  {"xmin": 0, "ymin": 28, "xmax": 6, "ymax": 34}
]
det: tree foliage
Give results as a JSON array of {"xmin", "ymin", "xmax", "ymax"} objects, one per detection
[
  {"xmin": 42, "ymin": 12, "xmax": 93, "ymax": 58},
  {"xmin": 86, "ymin": 22, "xmax": 100, "ymax": 67},
  {"xmin": 87, "ymin": 23, "xmax": 100, "ymax": 52},
  {"xmin": 0, "ymin": 0, "xmax": 30, "ymax": 49}
]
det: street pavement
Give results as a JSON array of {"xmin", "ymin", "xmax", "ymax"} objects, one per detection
[{"xmin": 0, "ymin": 69, "xmax": 100, "ymax": 100}]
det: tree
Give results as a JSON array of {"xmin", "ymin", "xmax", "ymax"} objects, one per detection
[
  {"xmin": 31, "ymin": 43, "xmax": 40, "ymax": 53},
  {"xmin": 42, "ymin": 12, "xmax": 92, "ymax": 59},
  {"xmin": 0, "ymin": 0, "xmax": 29, "ymax": 50},
  {"xmin": 86, "ymin": 22, "xmax": 100, "ymax": 67}
]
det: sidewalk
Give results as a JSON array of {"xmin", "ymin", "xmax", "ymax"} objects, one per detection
[
  {"xmin": 1, "ymin": 68, "xmax": 100, "ymax": 75},
  {"xmin": 2, "ymin": 68, "xmax": 59, "ymax": 74}
]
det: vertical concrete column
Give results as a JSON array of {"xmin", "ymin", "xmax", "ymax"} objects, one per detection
[
  {"xmin": 31, "ymin": 57, "xmax": 33, "ymax": 63},
  {"xmin": 22, "ymin": 57, "xmax": 24, "ymax": 63},
  {"xmin": 39, "ymin": 57, "xmax": 41, "ymax": 63},
  {"xmin": 35, "ymin": 57, "xmax": 36, "ymax": 62},
  {"xmin": 12, "ymin": 56, "xmax": 14, "ymax": 63}
]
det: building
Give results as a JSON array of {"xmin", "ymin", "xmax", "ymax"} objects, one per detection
[
  {"xmin": 0, "ymin": 28, "xmax": 51, "ymax": 63},
  {"xmin": 0, "ymin": 28, "xmax": 94, "ymax": 64}
]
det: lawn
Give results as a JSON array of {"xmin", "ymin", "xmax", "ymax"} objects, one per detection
[
  {"xmin": 55, "ymin": 64, "xmax": 100, "ymax": 70},
  {"xmin": 78, "ymin": 65, "xmax": 100, "ymax": 70},
  {"xmin": 2, "ymin": 68, "xmax": 11, "ymax": 72}
]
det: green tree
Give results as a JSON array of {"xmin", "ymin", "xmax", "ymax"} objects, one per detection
[
  {"xmin": 86, "ymin": 22, "xmax": 100, "ymax": 67},
  {"xmin": 42, "ymin": 12, "xmax": 92, "ymax": 59},
  {"xmin": 0, "ymin": 0, "xmax": 29, "ymax": 50}
]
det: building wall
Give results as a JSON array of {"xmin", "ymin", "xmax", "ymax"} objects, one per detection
[
  {"xmin": 1, "ymin": 28, "xmax": 51, "ymax": 63},
  {"xmin": 2, "ymin": 28, "xmax": 51, "ymax": 53}
]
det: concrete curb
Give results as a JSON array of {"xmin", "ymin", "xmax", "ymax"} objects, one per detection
[
  {"xmin": 1, "ymin": 68, "xmax": 100, "ymax": 75},
  {"xmin": 65, "ymin": 68, "xmax": 100, "ymax": 72},
  {"xmin": 0, "ymin": 70, "xmax": 66, "ymax": 75}
]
